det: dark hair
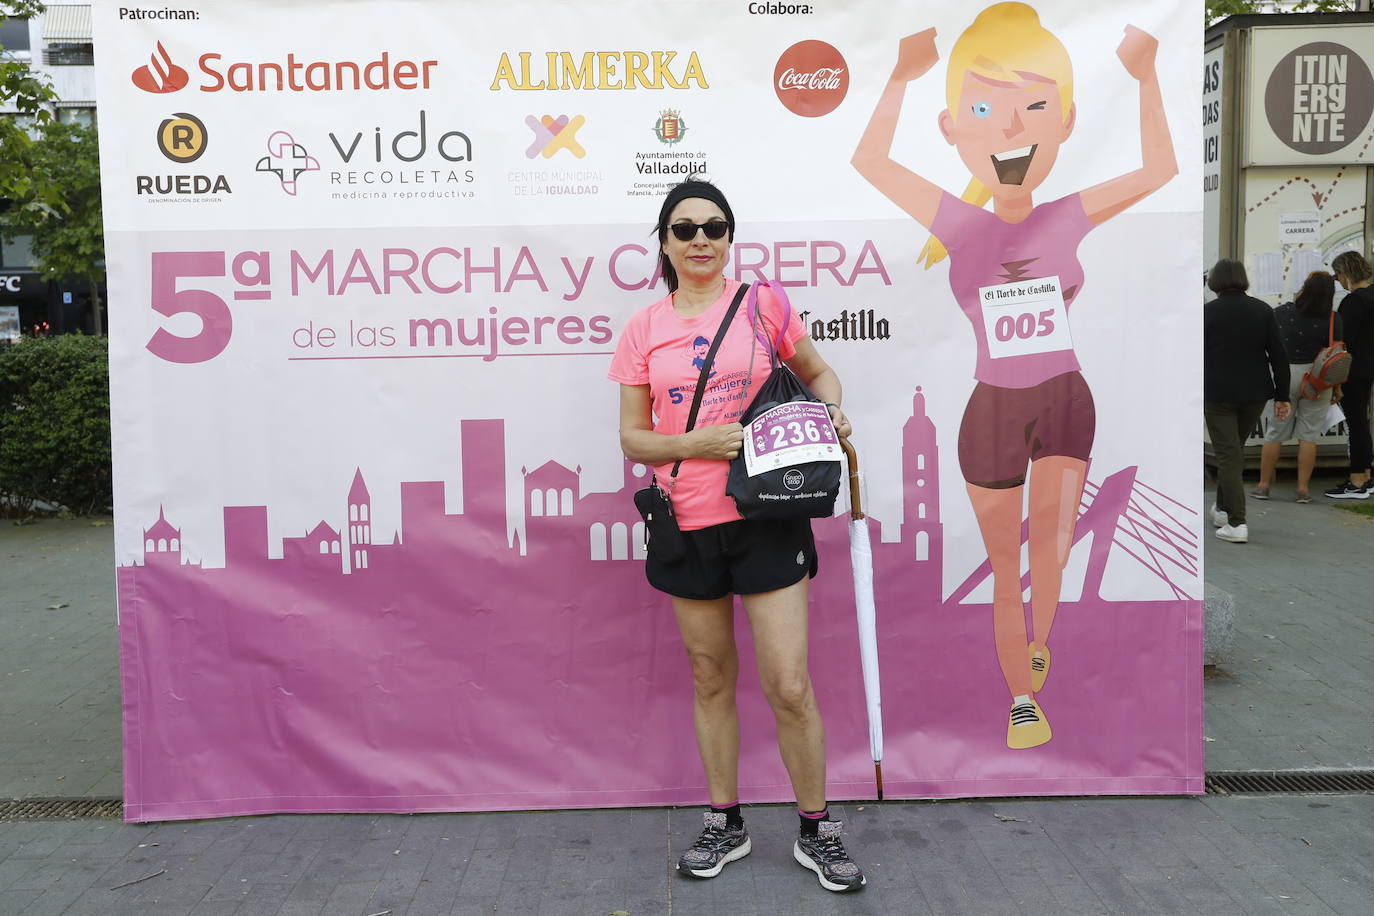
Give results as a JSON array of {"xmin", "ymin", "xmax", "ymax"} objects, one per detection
[
  {"xmin": 692, "ymin": 335, "xmax": 710, "ymax": 347},
  {"xmin": 654, "ymin": 178, "xmax": 735, "ymax": 293},
  {"xmin": 1332, "ymin": 250, "xmax": 1373, "ymax": 285},
  {"xmin": 1207, "ymin": 258, "xmax": 1249, "ymax": 294},
  {"xmin": 1294, "ymin": 270, "xmax": 1335, "ymax": 319}
]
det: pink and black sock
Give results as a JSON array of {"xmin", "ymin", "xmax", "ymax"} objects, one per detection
[
  {"xmin": 799, "ymin": 806, "xmax": 828, "ymax": 837},
  {"xmin": 711, "ymin": 801, "xmax": 744, "ymax": 829}
]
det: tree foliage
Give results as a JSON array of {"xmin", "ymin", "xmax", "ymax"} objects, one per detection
[
  {"xmin": 0, "ymin": 333, "xmax": 112, "ymax": 516},
  {"xmin": 1207, "ymin": 0, "xmax": 1361, "ymax": 25},
  {"xmin": 1, "ymin": 1, "xmax": 60, "ymax": 207}
]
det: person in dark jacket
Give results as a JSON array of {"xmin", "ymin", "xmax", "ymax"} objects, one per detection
[
  {"xmin": 1204, "ymin": 259, "xmax": 1290, "ymax": 543},
  {"xmin": 1254, "ymin": 271, "xmax": 1342, "ymax": 503},
  {"xmin": 1326, "ymin": 251, "xmax": 1374, "ymax": 499}
]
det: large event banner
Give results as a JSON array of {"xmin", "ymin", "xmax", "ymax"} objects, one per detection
[{"xmin": 95, "ymin": 0, "xmax": 1203, "ymax": 821}]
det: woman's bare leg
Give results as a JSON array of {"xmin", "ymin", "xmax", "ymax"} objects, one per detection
[
  {"xmin": 1028, "ymin": 455, "xmax": 1088, "ymax": 650},
  {"xmin": 1297, "ymin": 439, "xmax": 1317, "ymax": 492},
  {"xmin": 966, "ymin": 483, "xmax": 1032, "ymax": 698},
  {"xmin": 1259, "ymin": 440, "xmax": 1282, "ymax": 489},
  {"xmin": 672, "ymin": 596, "xmax": 740, "ymax": 807},
  {"xmin": 741, "ymin": 577, "xmax": 826, "ymax": 812}
]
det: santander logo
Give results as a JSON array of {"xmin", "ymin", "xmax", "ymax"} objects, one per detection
[
  {"xmin": 132, "ymin": 42, "xmax": 190, "ymax": 93},
  {"xmin": 773, "ymin": 40, "xmax": 849, "ymax": 118}
]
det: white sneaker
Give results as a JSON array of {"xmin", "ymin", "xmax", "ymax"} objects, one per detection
[
  {"xmin": 1209, "ymin": 504, "xmax": 1228, "ymax": 528},
  {"xmin": 1215, "ymin": 523, "xmax": 1248, "ymax": 543}
]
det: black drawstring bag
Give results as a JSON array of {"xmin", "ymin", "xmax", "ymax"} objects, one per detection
[
  {"xmin": 633, "ymin": 284, "xmax": 750, "ymax": 561},
  {"xmin": 726, "ymin": 283, "xmax": 842, "ymax": 519}
]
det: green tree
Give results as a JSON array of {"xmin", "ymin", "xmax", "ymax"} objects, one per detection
[
  {"xmin": 3, "ymin": 120, "xmax": 106, "ymax": 333},
  {"xmin": 1, "ymin": 1, "xmax": 61, "ymax": 209},
  {"xmin": 1207, "ymin": 0, "xmax": 1362, "ymax": 24}
]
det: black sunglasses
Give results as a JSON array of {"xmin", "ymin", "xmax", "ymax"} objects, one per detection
[{"xmin": 669, "ymin": 220, "xmax": 730, "ymax": 242}]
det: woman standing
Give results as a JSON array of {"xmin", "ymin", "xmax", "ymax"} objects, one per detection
[
  {"xmin": 607, "ymin": 180, "xmax": 864, "ymax": 892},
  {"xmin": 1325, "ymin": 251, "xmax": 1374, "ymax": 499},
  {"xmin": 852, "ymin": 2, "xmax": 1176, "ymax": 748},
  {"xmin": 1204, "ymin": 259, "xmax": 1290, "ymax": 543},
  {"xmin": 1254, "ymin": 272, "xmax": 1342, "ymax": 503}
]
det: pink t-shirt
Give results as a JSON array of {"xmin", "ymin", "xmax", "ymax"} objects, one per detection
[
  {"xmin": 608, "ymin": 278, "xmax": 805, "ymax": 530},
  {"xmin": 932, "ymin": 191, "xmax": 1093, "ymax": 389}
]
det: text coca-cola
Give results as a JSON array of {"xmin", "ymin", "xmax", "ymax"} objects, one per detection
[{"xmin": 777, "ymin": 67, "xmax": 845, "ymax": 91}]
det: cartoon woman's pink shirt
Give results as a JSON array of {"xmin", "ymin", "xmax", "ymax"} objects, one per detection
[{"xmin": 932, "ymin": 191, "xmax": 1095, "ymax": 389}]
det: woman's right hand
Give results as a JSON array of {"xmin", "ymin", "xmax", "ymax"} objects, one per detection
[
  {"xmin": 687, "ymin": 423, "xmax": 745, "ymax": 460},
  {"xmin": 892, "ymin": 29, "xmax": 939, "ymax": 83}
]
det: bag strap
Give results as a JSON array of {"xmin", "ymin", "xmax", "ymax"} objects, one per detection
[
  {"xmin": 669, "ymin": 282, "xmax": 750, "ymax": 480},
  {"xmin": 1328, "ymin": 310, "xmax": 1336, "ymax": 347},
  {"xmin": 746, "ymin": 281, "xmax": 794, "ymax": 368}
]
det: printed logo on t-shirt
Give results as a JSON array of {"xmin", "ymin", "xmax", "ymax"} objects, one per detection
[{"xmin": 686, "ymin": 335, "xmax": 717, "ymax": 379}]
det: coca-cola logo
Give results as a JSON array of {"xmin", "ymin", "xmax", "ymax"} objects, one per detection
[{"xmin": 773, "ymin": 40, "xmax": 849, "ymax": 117}]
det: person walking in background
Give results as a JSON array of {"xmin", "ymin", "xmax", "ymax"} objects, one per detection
[
  {"xmin": 1254, "ymin": 271, "xmax": 1341, "ymax": 504},
  {"xmin": 1204, "ymin": 259, "xmax": 1290, "ymax": 544},
  {"xmin": 1325, "ymin": 251, "xmax": 1374, "ymax": 500}
]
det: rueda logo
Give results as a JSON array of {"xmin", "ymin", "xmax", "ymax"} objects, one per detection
[
  {"xmin": 773, "ymin": 40, "xmax": 849, "ymax": 117},
  {"xmin": 525, "ymin": 115, "xmax": 587, "ymax": 159},
  {"xmin": 256, "ymin": 131, "xmax": 320, "ymax": 196},
  {"xmin": 157, "ymin": 112, "xmax": 207, "ymax": 163},
  {"xmin": 132, "ymin": 41, "xmax": 190, "ymax": 93}
]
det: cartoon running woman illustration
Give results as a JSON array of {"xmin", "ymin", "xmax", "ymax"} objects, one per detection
[{"xmin": 852, "ymin": 3, "xmax": 1176, "ymax": 748}]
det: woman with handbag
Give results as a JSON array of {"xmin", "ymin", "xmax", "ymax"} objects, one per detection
[
  {"xmin": 1325, "ymin": 251, "xmax": 1374, "ymax": 500},
  {"xmin": 1254, "ymin": 271, "xmax": 1342, "ymax": 503},
  {"xmin": 607, "ymin": 179, "xmax": 864, "ymax": 893}
]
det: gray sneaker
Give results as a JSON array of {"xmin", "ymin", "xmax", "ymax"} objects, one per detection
[
  {"xmin": 793, "ymin": 820, "xmax": 866, "ymax": 892},
  {"xmin": 676, "ymin": 811, "xmax": 750, "ymax": 878}
]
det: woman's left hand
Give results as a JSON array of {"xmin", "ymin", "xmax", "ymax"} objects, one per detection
[{"xmin": 826, "ymin": 403, "xmax": 853, "ymax": 439}]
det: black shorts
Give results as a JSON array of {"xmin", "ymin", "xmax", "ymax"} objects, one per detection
[{"xmin": 646, "ymin": 517, "xmax": 818, "ymax": 601}]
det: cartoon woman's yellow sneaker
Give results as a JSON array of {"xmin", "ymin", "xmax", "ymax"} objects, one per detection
[
  {"xmin": 1007, "ymin": 697, "xmax": 1052, "ymax": 749},
  {"xmin": 1028, "ymin": 642, "xmax": 1051, "ymax": 692}
]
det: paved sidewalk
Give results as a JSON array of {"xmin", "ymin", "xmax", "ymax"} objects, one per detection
[
  {"xmin": 1201, "ymin": 475, "xmax": 1374, "ymax": 771},
  {"xmin": 2, "ymin": 796, "xmax": 1373, "ymax": 915},
  {"xmin": 2, "ymin": 476, "xmax": 1373, "ymax": 914}
]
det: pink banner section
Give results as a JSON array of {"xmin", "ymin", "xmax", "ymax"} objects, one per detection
[{"xmin": 120, "ymin": 397, "xmax": 1202, "ymax": 822}]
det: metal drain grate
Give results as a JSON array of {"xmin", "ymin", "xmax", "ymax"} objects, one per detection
[
  {"xmin": 0, "ymin": 798, "xmax": 124, "ymax": 821},
  {"xmin": 1206, "ymin": 770, "xmax": 1374, "ymax": 795}
]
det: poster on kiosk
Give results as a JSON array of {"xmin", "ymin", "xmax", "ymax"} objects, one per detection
[{"xmin": 94, "ymin": 0, "xmax": 1202, "ymax": 821}]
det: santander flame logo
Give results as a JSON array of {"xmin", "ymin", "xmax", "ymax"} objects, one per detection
[
  {"xmin": 132, "ymin": 42, "xmax": 190, "ymax": 94},
  {"xmin": 773, "ymin": 40, "xmax": 849, "ymax": 118}
]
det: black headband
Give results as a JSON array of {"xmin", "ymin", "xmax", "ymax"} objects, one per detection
[{"xmin": 657, "ymin": 180, "xmax": 735, "ymax": 236}]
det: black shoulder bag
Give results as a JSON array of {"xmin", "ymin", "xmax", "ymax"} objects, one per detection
[
  {"xmin": 726, "ymin": 282, "xmax": 842, "ymax": 519},
  {"xmin": 633, "ymin": 283, "xmax": 750, "ymax": 562}
]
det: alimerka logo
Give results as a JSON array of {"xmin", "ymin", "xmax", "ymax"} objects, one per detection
[
  {"xmin": 491, "ymin": 51, "xmax": 708, "ymax": 90},
  {"xmin": 132, "ymin": 42, "xmax": 190, "ymax": 93},
  {"xmin": 773, "ymin": 40, "xmax": 849, "ymax": 117},
  {"xmin": 131, "ymin": 44, "xmax": 438, "ymax": 93}
]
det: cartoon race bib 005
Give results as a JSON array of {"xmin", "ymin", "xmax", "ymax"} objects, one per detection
[
  {"xmin": 977, "ymin": 275, "xmax": 1075, "ymax": 360},
  {"xmin": 742, "ymin": 401, "xmax": 841, "ymax": 477}
]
